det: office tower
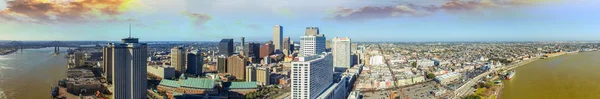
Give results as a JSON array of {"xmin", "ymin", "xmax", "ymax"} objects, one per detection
[
  {"xmin": 171, "ymin": 46, "xmax": 185, "ymax": 72},
  {"xmin": 74, "ymin": 52, "xmax": 85, "ymax": 67},
  {"xmin": 300, "ymin": 35, "xmax": 326, "ymax": 56},
  {"xmin": 102, "ymin": 46, "xmax": 113, "ymax": 83},
  {"xmin": 219, "ymin": 39, "xmax": 234, "ymax": 56},
  {"xmin": 282, "ymin": 37, "xmax": 291, "ymax": 55},
  {"xmin": 241, "ymin": 37, "xmax": 245, "ymax": 55},
  {"xmin": 260, "ymin": 43, "xmax": 274, "ymax": 58},
  {"xmin": 186, "ymin": 50, "xmax": 203, "ymax": 75},
  {"xmin": 273, "ymin": 25, "xmax": 283, "ymax": 51},
  {"xmin": 245, "ymin": 42, "xmax": 261, "ymax": 63},
  {"xmin": 227, "ymin": 55, "xmax": 247, "ymax": 80},
  {"xmin": 256, "ymin": 66, "xmax": 271, "ymax": 85},
  {"xmin": 305, "ymin": 27, "xmax": 319, "ymax": 36},
  {"xmin": 332, "ymin": 37, "xmax": 352, "ymax": 69},
  {"xmin": 246, "ymin": 66, "xmax": 256, "ymax": 82},
  {"xmin": 291, "ymin": 53, "xmax": 333, "ymax": 99},
  {"xmin": 217, "ymin": 55, "xmax": 228, "ymax": 73},
  {"xmin": 110, "ymin": 36, "xmax": 147, "ymax": 99},
  {"xmin": 325, "ymin": 40, "xmax": 331, "ymax": 52}
]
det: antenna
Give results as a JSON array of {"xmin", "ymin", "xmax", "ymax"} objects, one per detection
[{"xmin": 129, "ymin": 23, "xmax": 132, "ymax": 38}]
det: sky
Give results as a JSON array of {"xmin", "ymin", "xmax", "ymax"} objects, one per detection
[{"xmin": 0, "ymin": 0, "xmax": 599, "ymax": 42}]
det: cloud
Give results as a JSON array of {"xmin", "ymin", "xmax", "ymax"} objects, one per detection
[
  {"xmin": 181, "ymin": 11, "xmax": 212, "ymax": 28},
  {"xmin": 0, "ymin": 0, "xmax": 139, "ymax": 24},
  {"xmin": 327, "ymin": 4, "xmax": 436, "ymax": 22},
  {"xmin": 326, "ymin": 0, "xmax": 553, "ymax": 22}
]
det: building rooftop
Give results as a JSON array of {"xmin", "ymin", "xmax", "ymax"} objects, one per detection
[
  {"xmin": 159, "ymin": 79, "xmax": 180, "ymax": 88},
  {"xmin": 229, "ymin": 82, "xmax": 258, "ymax": 89},
  {"xmin": 181, "ymin": 78, "xmax": 215, "ymax": 89}
]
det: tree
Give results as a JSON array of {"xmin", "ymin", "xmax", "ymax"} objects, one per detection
[
  {"xmin": 427, "ymin": 73, "xmax": 436, "ymax": 79},
  {"xmin": 411, "ymin": 62, "xmax": 417, "ymax": 67},
  {"xmin": 463, "ymin": 95, "xmax": 481, "ymax": 99}
]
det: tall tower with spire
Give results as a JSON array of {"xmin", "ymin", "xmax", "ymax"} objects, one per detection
[{"xmin": 106, "ymin": 24, "xmax": 148, "ymax": 99}]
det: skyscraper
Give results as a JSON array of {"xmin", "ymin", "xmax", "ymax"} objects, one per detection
[
  {"xmin": 74, "ymin": 51, "xmax": 85, "ymax": 67},
  {"xmin": 217, "ymin": 55, "xmax": 228, "ymax": 73},
  {"xmin": 332, "ymin": 37, "xmax": 352, "ymax": 69},
  {"xmin": 241, "ymin": 37, "xmax": 245, "ymax": 55},
  {"xmin": 227, "ymin": 55, "xmax": 247, "ymax": 80},
  {"xmin": 283, "ymin": 37, "xmax": 291, "ymax": 55},
  {"xmin": 171, "ymin": 46, "xmax": 185, "ymax": 72},
  {"xmin": 305, "ymin": 27, "xmax": 319, "ymax": 36},
  {"xmin": 260, "ymin": 43, "xmax": 274, "ymax": 58},
  {"xmin": 300, "ymin": 35, "xmax": 326, "ymax": 56},
  {"xmin": 291, "ymin": 53, "xmax": 333, "ymax": 99},
  {"xmin": 186, "ymin": 50, "xmax": 203, "ymax": 75},
  {"xmin": 102, "ymin": 46, "xmax": 113, "ymax": 83},
  {"xmin": 219, "ymin": 39, "xmax": 234, "ymax": 56},
  {"xmin": 110, "ymin": 36, "xmax": 147, "ymax": 99},
  {"xmin": 245, "ymin": 42, "xmax": 261, "ymax": 63},
  {"xmin": 273, "ymin": 25, "xmax": 283, "ymax": 51}
]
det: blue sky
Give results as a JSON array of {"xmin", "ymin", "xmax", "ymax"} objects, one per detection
[{"xmin": 0, "ymin": 0, "xmax": 599, "ymax": 42}]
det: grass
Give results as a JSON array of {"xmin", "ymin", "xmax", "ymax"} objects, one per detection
[{"xmin": 489, "ymin": 95, "xmax": 497, "ymax": 99}]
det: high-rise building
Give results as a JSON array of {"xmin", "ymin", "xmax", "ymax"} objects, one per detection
[
  {"xmin": 102, "ymin": 46, "xmax": 113, "ymax": 83},
  {"xmin": 325, "ymin": 40, "xmax": 332, "ymax": 52},
  {"xmin": 260, "ymin": 43, "xmax": 274, "ymax": 58},
  {"xmin": 171, "ymin": 46, "xmax": 185, "ymax": 72},
  {"xmin": 74, "ymin": 52, "xmax": 85, "ymax": 67},
  {"xmin": 186, "ymin": 50, "xmax": 203, "ymax": 75},
  {"xmin": 273, "ymin": 25, "xmax": 283, "ymax": 51},
  {"xmin": 245, "ymin": 42, "xmax": 261, "ymax": 63},
  {"xmin": 241, "ymin": 37, "xmax": 245, "ymax": 55},
  {"xmin": 227, "ymin": 55, "xmax": 247, "ymax": 80},
  {"xmin": 332, "ymin": 37, "xmax": 352, "ymax": 69},
  {"xmin": 291, "ymin": 53, "xmax": 333, "ymax": 99},
  {"xmin": 217, "ymin": 56, "xmax": 228, "ymax": 73},
  {"xmin": 246, "ymin": 66, "xmax": 256, "ymax": 82},
  {"xmin": 282, "ymin": 37, "xmax": 291, "ymax": 55},
  {"xmin": 256, "ymin": 66, "xmax": 271, "ymax": 85},
  {"xmin": 219, "ymin": 39, "xmax": 234, "ymax": 56},
  {"xmin": 110, "ymin": 36, "xmax": 147, "ymax": 99},
  {"xmin": 305, "ymin": 27, "xmax": 319, "ymax": 36},
  {"xmin": 300, "ymin": 35, "xmax": 326, "ymax": 56}
]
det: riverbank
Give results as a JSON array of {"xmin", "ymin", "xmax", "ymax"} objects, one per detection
[{"xmin": 0, "ymin": 49, "xmax": 17, "ymax": 55}]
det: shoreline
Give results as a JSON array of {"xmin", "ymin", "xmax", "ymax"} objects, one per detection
[{"xmin": 0, "ymin": 49, "xmax": 18, "ymax": 55}]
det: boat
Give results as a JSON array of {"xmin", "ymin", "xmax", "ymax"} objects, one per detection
[{"xmin": 505, "ymin": 70, "xmax": 515, "ymax": 80}]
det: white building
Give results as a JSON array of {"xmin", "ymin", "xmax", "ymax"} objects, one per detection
[
  {"xmin": 417, "ymin": 59, "xmax": 435, "ymax": 67},
  {"xmin": 300, "ymin": 35, "xmax": 326, "ymax": 56},
  {"xmin": 110, "ymin": 37, "xmax": 147, "ymax": 99},
  {"xmin": 332, "ymin": 37, "xmax": 351, "ymax": 69},
  {"xmin": 369, "ymin": 55, "xmax": 384, "ymax": 66},
  {"xmin": 291, "ymin": 53, "xmax": 333, "ymax": 99},
  {"xmin": 435, "ymin": 72, "xmax": 461, "ymax": 85},
  {"xmin": 147, "ymin": 65, "xmax": 176, "ymax": 79}
]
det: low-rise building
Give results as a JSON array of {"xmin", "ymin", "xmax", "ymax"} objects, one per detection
[
  {"xmin": 147, "ymin": 65, "xmax": 176, "ymax": 79},
  {"xmin": 435, "ymin": 72, "xmax": 461, "ymax": 85}
]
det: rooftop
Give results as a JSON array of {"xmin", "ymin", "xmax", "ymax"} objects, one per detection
[
  {"xmin": 228, "ymin": 82, "xmax": 258, "ymax": 89},
  {"xmin": 181, "ymin": 78, "xmax": 215, "ymax": 89}
]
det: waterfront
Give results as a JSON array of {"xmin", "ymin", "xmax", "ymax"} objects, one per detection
[
  {"xmin": 0, "ymin": 47, "xmax": 67, "ymax": 99},
  {"xmin": 501, "ymin": 51, "xmax": 600, "ymax": 99}
]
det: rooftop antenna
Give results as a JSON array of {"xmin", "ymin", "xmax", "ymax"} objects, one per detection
[{"xmin": 129, "ymin": 23, "xmax": 132, "ymax": 38}]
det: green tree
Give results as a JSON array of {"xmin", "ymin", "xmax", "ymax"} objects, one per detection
[
  {"xmin": 411, "ymin": 62, "xmax": 417, "ymax": 67},
  {"xmin": 463, "ymin": 95, "xmax": 481, "ymax": 99},
  {"xmin": 427, "ymin": 73, "xmax": 436, "ymax": 79}
]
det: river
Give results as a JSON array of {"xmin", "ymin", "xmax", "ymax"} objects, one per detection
[
  {"xmin": 0, "ymin": 47, "xmax": 68, "ymax": 99},
  {"xmin": 501, "ymin": 51, "xmax": 600, "ymax": 99}
]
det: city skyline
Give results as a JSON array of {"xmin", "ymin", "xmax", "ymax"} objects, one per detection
[{"xmin": 0, "ymin": 0, "xmax": 599, "ymax": 41}]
